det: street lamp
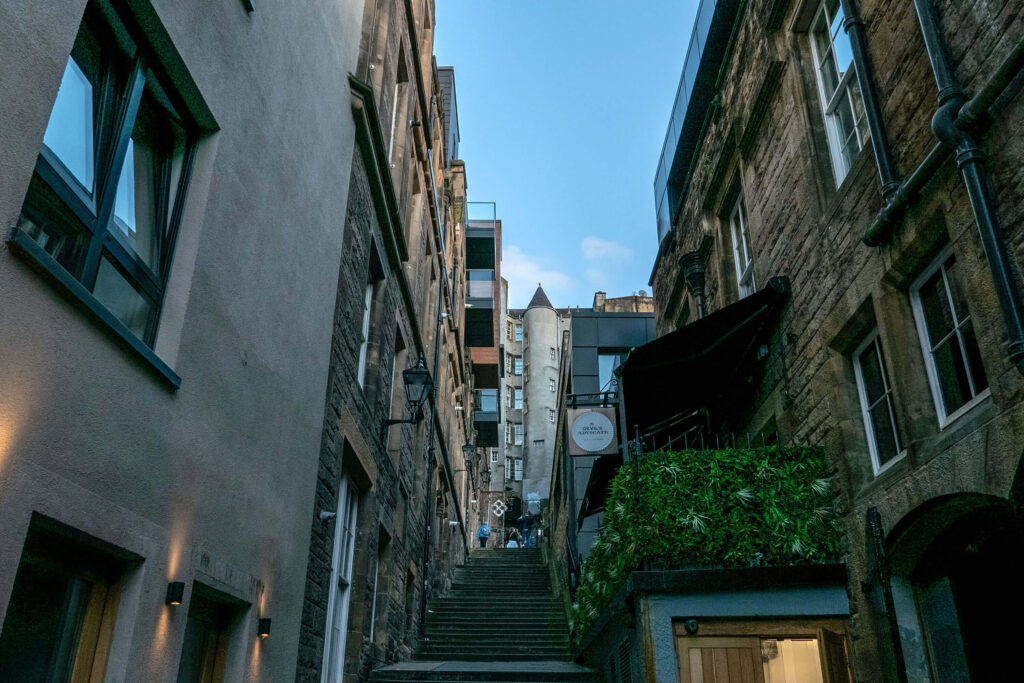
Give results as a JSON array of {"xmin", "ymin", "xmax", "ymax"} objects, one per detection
[
  {"xmin": 462, "ymin": 443, "xmax": 476, "ymax": 471},
  {"xmin": 385, "ymin": 354, "xmax": 433, "ymax": 428}
]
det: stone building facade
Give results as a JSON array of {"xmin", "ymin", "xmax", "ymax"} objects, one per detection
[
  {"xmin": 649, "ymin": 0, "xmax": 1024, "ymax": 680},
  {"xmin": 295, "ymin": 1, "xmax": 476, "ymax": 680}
]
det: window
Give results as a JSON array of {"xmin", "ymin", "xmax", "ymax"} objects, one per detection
[
  {"xmin": 505, "ymin": 423, "xmax": 512, "ymax": 444},
  {"xmin": 506, "ymin": 386, "xmax": 513, "ymax": 408},
  {"xmin": 507, "ymin": 321, "xmax": 514, "ymax": 340},
  {"xmin": 514, "ymin": 356, "xmax": 523, "ymax": 375},
  {"xmin": 514, "ymin": 424, "xmax": 523, "ymax": 445},
  {"xmin": 532, "ymin": 439, "xmax": 544, "ymax": 449},
  {"xmin": 911, "ymin": 249, "xmax": 989, "ymax": 425},
  {"xmin": 505, "ymin": 352, "xmax": 512, "ymax": 375},
  {"xmin": 809, "ymin": 0, "xmax": 869, "ymax": 185},
  {"xmin": 514, "ymin": 459, "xmax": 523, "ymax": 481},
  {"xmin": 549, "ymin": 378, "xmax": 556, "ymax": 392},
  {"xmin": 514, "ymin": 388, "xmax": 523, "ymax": 410},
  {"xmin": 357, "ymin": 282, "xmax": 374, "ymax": 387},
  {"xmin": 0, "ymin": 519, "xmax": 130, "ymax": 682},
  {"xmin": 323, "ymin": 475, "xmax": 360, "ymax": 682},
  {"xmin": 515, "ymin": 324, "xmax": 523, "ymax": 342},
  {"xmin": 598, "ymin": 353, "xmax": 622, "ymax": 393},
  {"xmin": 550, "ymin": 347, "xmax": 557, "ymax": 361},
  {"xmin": 730, "ymin": 195, "xmax": 756, "ymax": 298},
  {"xmin": 490, "ymin": 448, "xmax": 499, "ymax": 464},
  {"xmin": 12, "ymin": 1, "xmax": 197, "ymax": 346},
  {"xmin": 547, "ymin": 408, "xmax": 556, "ymax": 423},
  {"xmin": 853, "ymin": 330, "xmax": 904, "ymax": 473},
  {"xmin": 505, "ymin": 456, "xmax": 512, "ymax": 478}
]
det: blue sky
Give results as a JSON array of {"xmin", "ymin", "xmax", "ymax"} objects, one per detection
[{"xmin": 435, "ymin": 0, "xmax": 699, "ymax": 309}]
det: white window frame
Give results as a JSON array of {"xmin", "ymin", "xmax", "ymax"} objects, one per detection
[
  {"xmin": 852, "ymin": 329, "xmax": 906, "ymax": 475},
  {"xmin": 490, "ymin": 448, "xmax": 499, "ymax": 464},
  {"xmin": 505, "ymin": 353, "xmax": 512, "ymax": 375},
  {"xmin": 514, "ymin": 459, "xmax": 523, "ymax": 481},
  {"xmin": 547, "ymin": 408, "xmax": 556, "ymax": 423},
  {"xmin": 729, "ymin": 195, "xmax": 756, "ymax": 298},
  {"xmin": 910, "ymin": 247, "xmax": 991, "ymax": 428},
  {"xmin": 550, "ymin": 347, "xmax": 556, "ymax": 361},
  {"xmin": 505, "ymin": 423, "xmax": 512, "ymax": 444},
  {"xmin": 514, "ymin": 388, "xmax": 523, "ymax": 410},
  {"xmin": 515, "ymin": 324, "xmax": 523, "ymax": 342},
  {"xmin": 323, "ymin": 475, "xmax": 359, "ymax": 683},
  {"xmin": 808, "ymin": 0, "xmax": 868, "ymax": 185},
  {"xmin": 514, "ymin": 424, "xmax": 523, "ymax": 446},
  {"xmin": 549, "ymin": 378, "xmax": 556, "ymax": 392},
  {"xmin": 514, "ymin": 357, "xmax": 523, "ymax": 375},
  {"xmin": 357, "ymin": 283, "xmax": 373, "ymax": 387}
]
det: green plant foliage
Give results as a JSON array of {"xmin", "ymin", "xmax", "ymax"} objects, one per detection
[{"xmin": 570, "ymin": 446, "xmax": 841, "ymax": 641}]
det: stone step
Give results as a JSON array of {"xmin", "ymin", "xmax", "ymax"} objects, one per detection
[{"xmin": 370, "ymin": 660, "xmax": 597, "ymax": 683}]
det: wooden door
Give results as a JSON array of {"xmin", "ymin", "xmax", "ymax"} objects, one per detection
[{"xmin": 676, "ymin": 637, "xmax": 766, "ymax": 683}]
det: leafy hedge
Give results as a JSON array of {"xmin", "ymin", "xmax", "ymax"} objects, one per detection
[{"xmin": 570, "ymin": 446, "xmax": 841, "ymax": 641}]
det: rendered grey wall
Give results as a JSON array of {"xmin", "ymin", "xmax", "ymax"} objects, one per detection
[{"xmin": 0, "ymin": 0, "xmax": 362, "ymax": 680}]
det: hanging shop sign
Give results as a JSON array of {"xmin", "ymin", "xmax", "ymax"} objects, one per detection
[{"xmin": 568, "ymin": 407, "xmax": 618, "ymax": 456}]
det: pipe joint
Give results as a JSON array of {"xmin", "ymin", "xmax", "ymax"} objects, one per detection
[
  {"xmin": 931, "ymin": 98, "xmax": 970, "ymax": 149},
  {"xmin": 955, "ymin": 146, "xmax": 985, "ymax": 168},
  {"xmin": 843, "ymin": 15, "xmax": 865, "ymax": 32}
]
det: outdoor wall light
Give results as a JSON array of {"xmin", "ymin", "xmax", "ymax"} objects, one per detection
[
  {"xmin": 384, "ymin": 355, "xmax": 434, "ymax": 428},
  {"xmin": 257, "ymin": 618, "xmax": 272, "ymax": 638},
  {"xmin": 462, "ymin": 443, "xmax": 476, "ymax": 470},
  {"xmin": 166, "ymin": 581, "xmax": 185, "ymax": 606}
]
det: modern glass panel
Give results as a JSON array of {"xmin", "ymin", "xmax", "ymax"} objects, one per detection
[
  {"xmin": 43, "ymin": 57, "xmax": 95, "ymax": 192},
  {"xmin": 17, "ymin": 176, "xmax": 91, "ymax": 279},
  {"xmin": 93, "ymin": 255, "xmax": 154, "ymax": 338},
  {"xmin": 476, "ymin": 390, "xmax": 497, "ymax": 413}
]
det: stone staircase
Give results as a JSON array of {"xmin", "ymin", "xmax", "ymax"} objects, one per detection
[{"xmin": 370, "ymin": 548, "xmax": 596, "ymax": 682}]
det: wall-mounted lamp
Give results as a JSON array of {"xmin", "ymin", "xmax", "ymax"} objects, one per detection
[
  {"xmin": 319, "ymin": 510, "xmax": 337, "ymax": 524},
  {"xmin": 384, "ymin": 355, "xmax": 434, "ymax": 429},
  {"xmin": 166, "ymin": 581, "xmax": 185, "ymax": 606},
  {"xmin": 462, "ymin": 443, "xmax": 476, "ymax": 470},
  {"xmin": 257, "ymin": 618, "xmax": 272, "ymax": 638}
]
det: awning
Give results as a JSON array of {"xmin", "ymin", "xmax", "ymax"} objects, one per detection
[
  {"xmin": 576, "ymin": 277, "xmax": 790, "ymax": 521},
  {"xmin": 619, "ymin": 276, "xmax": 790, "ymax": 439}
]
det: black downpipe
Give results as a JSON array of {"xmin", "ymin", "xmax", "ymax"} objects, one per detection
[
  {"xmin": 862, "ymin": 19, "xmax": 1024, "ymax": 247},
  {"xmin": 839, "ymin": 0, "xmax": 900, "ymax": 199},
  {"xmin": 911, "ymin": 0, "xmax": 1024, "ymax": 374}
]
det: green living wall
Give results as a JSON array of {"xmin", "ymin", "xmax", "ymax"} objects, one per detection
[{"xmin": 571, "ymin": 446, "xmax": 842, "ymax": 640}]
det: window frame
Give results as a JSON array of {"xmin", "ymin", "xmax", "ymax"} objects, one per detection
[
  {"xmin": 910, "ymin": 247, "xmax": 991, "ymax": 428},
  {"xmin": 514, "ymin": 388, "xmax": 523, "ymax": 410},
  {"xmin": 808, "ymin": 0, "xmax": 868, "ymax": 186},
  {"xmin": 729, "ymin": 194, "xmax": 756, "ymax": 299},
  {"xmin": 513, "ymin": 423, "xmax": 523, "ymax": 446},
  {"xmin": 8, "ymin": 0, "xmax": 199, "ymax": 386},
  {"xmin": 514, "ymin": 356, "xmax": 523, "ymax": 375},
  {"xmin": 852, "ymin": 329, "xmax": 906, "ymax": 475},
  {"xmin": 549, "ymin": 378, "xmax": 556, "ymax": 392},
  {"xmin": 514, "ymin": 324, "xmax": 523, "ymax": 342}
]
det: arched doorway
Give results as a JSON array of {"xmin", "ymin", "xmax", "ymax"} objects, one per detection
[{"xmin": 882, "ymin": 493, "xmax": 1024, "ymax": 681}]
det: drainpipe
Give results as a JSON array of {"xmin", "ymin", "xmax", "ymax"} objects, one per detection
[
  {"xmin": 862, "ymin": 23, "xmax": 1024, "ymax": 248},
  {"xmin": 839, "ymin": 0, "xmax": 899, "ymax": 199},
  {"xmin": 910, "ymin": 0, "xmax": 1024, "ymax": 374},
  {"xmin": 680, "ymin": 251, "xmax": 707, "ymax": 319}
]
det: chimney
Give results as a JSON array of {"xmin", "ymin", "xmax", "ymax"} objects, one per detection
[{"xmin": 593, "ymin": 291, "xmax": 606, "ymax": 312}]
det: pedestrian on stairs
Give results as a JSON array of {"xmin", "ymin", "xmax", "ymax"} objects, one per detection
[
  {"xmin": 506, "ymin": 527, "xmax": 521, "ymax": 548},
  {"xmin": 478, "ymin": 522, "xmax": 491, "ymax": 548}
]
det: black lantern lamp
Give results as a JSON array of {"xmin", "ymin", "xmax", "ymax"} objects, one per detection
[
  {"xmin": 462, "ymin": 443, "xmax": 476, "ymax": 470},
  {"xmin": 257, "ymin": 617, "xmax": 272, "ymax": 638},
  {"xmin": 385, "ymin": 354, "xmax": 433, "ymax": 428}
]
